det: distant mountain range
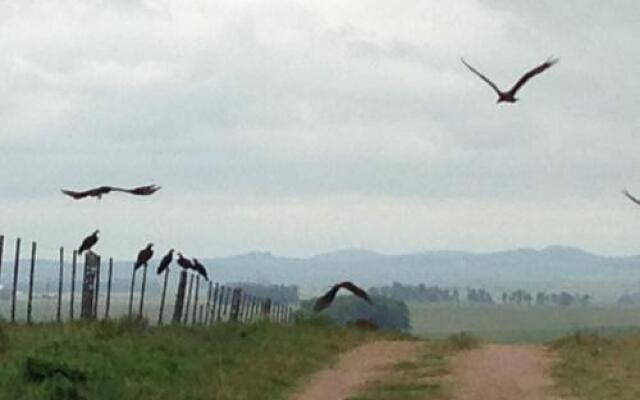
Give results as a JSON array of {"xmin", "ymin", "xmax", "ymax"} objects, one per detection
[{"xmin": 3, "ymin": 246, "xmax": 640, "ymax": 303}]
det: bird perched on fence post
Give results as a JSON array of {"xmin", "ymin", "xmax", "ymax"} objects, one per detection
[
  {"xmin": 192, "ymin": 258, "xmax": 209, "ymax": 281},
  {"xmin": 135, "ymin": 243, "xmax": 154, "ymax": 270},
  {"xmin": 176, "ymin": 252, "xmax": 194, "ymax": 270},
  {"xmin": 313, "ymin": 281, "xmax": 373, "ymax": 312},
  {"xmin": 156, "ymin": 249, "xmax": 174, "ymax": 275},
  {"xmin": 78, "ymin": 230, "xmax": 99, "ymax": 254}
]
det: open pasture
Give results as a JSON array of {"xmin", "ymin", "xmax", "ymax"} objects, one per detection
[{"xmin": 409, "ymin": 303, "xmax": 640, "ymax": 343}]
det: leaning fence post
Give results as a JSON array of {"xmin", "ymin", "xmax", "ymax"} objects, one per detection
[
  {"xmin": 229, "ymin": 288, "xmax": 242, "ymax": 322},
  {"xmin": 191, "ymin": 275, "xmax": 200, "ymax": 325},
  {"xmin": 26, "ymin": 241, "xmax": 36, "ymax": 324},
  {"xmin": 105, "ymin": 257, "xmax": 113, "ymax": 319},
  {"xmin": 158, "ymin": 268, "xmax": 170, "ymax": 325},
  {"xmin": 69, "ymin": 250, "xmax": 77, "ymax": 320},
  {"xmin": 128, "ymin": 266, "xmax": 136, "ymax": 318},
  {"xmin": 0, "ymin": 234, "xmax": 4, "ymax": 282},
  {"xmin": 172, "ymin": 270, "xmax": 188, "ymax": 324},
  {"xmin": 138, "ymin": 264, "xmax": 148, "ymax": 319},
  {"xmin": 10, "ymin": 238, "xmax": 21, "ymax": 323},
  {"xmin": 56, "ymin": 247, "xmax": 64, "ymax": 323},
  {"xmin": 183, "ymin": 274, "xmax": 194, "ymax": 325},
  {"xmin": 211, "ymin": 283, "xmax": 220, "ymax": 324},
  {"xmin": 93, "ymin": 255, "xmax": 101, "ymax": 318}
]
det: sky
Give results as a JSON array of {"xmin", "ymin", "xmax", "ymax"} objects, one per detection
[{"xmin": 1, "ymin": 0, "xmax": 640, "ymax": 259}]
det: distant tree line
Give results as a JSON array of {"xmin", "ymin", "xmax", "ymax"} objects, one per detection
[
  {"xmin": 501, "ymin": 290, "xmax": 591, "ymax": 306},
  {"xmin": 227, "ymin": 283, "xmax": 299, "ymax": 304}
]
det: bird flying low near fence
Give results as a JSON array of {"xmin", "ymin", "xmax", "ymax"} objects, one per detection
[
  {"xmin": 313, "ymin": 281, "xmax": 373, "ymax": 312},
  {"xmin": 461, "ymin": 57, "xmax": 558, "ymax": 103},
  {"xmin": 61, "ymin": 184, "xmax": 161, "ymax": 200}
]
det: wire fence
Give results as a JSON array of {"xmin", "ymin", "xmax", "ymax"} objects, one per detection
[{"xmin": 0, "ymin": 234, "xmax": 294, "ymax": 325}]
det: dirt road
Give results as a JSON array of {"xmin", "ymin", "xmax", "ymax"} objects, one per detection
[
  {"xmin": 289, "ymin": 340, "xmax": 421, "ymax": 400},
  {"xmin": 451, "ymin": 344, "xmax": 562, "ymax": 400}
]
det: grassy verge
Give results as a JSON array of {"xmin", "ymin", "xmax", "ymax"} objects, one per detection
[
  {"xmin": 347, "ymin": 332, "xmax": 479, "ymax": 400},
  {"xmin": 0, "ymin": 317, "xmax": 380, "ymax": 400},
  {"xmin": 551, "ymin": 332, "xmax": 640, "ymax": 399}
]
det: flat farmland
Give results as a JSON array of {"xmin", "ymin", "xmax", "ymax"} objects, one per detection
[{"xmin": 409, "ymin": 303, "xmax": 640, "ymax": 343}]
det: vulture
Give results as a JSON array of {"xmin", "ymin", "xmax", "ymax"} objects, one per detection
[
  {"xmin": 156, "ymin": 249, "xmax": 174, "ymax": 275},
  {"xmin": 176, "ymin": 252, "xmax": 194, "ymax": 270},
  {"xmin": 61, "ymin": 184, "xmax": 161, "ymax": 200},
  {"xmin": 313, "ymin": 281, "xmax": 373, "ymax": 312},
  {"xmin": 623, "ymin": 189, "xmax": 640, "ymax": 207},
  {"xmin": 134, "ymin": 243, "xmax": 154, "ymax": 270},
  {"xmin": 78, "ymin": 230, "xmax": 99, "ymax": 254},
  {"xmin": 192, "ymin": 258, "xmax": 209, "ymax": 281},
  {"xmin": 461, "ymin": 57, "xmax": 558, "ymax": 103}
]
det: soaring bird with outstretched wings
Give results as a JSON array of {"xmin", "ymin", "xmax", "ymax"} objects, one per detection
[
  {"xmin": 461, "ymin": 57, "xmax": 558, "ymax": 103},
  {"xmin": 61, "ymin": 184, "xmax": 161, "ymax": 200},
  {"xmin": 313, "ymin": 281, "xmax": 373, "ymax": 312}
]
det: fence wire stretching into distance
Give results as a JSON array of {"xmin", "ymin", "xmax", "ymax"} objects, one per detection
[{"xmin": 0, "ymin": 234, "xmax": 294, "ymax": 325}]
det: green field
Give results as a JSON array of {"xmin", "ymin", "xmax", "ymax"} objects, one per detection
[
  {"xmin": 0, "ymin": 317, "xmax": 381, "ymax": 400},
  {"xmin": 409, "ymin": 303, "xmax": 640, "ymax": 343}
]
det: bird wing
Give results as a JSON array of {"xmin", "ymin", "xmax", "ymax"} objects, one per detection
[
  {"xmin": 508, "ymin": 58, "xmax": 558, "ymax": 95},
  {"xmin": 124, "ymin": 184, "xmax": 161, "ymax": 196},
  {"xmin": 338, "ymin": 282, "xmax": 373, "ymax": 304},
  {"xmin": 313, "ymin": 285, "xmax": 340, "ymax": 312},
  {"xmin": 461, "ymin": 58, "xmax": 502, "ymax": 96},
  {"xmin": 61, "ymin": 189, "xmax": 89, "ymax": 199},
  {"xmin": 623, "ymin": 189, "xmax": 640, "ymax": 206}
]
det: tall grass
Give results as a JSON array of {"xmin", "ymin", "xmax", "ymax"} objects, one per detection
[{"xmin": 0, "ymin": 316, "xmax": 379, "ymax": 400}]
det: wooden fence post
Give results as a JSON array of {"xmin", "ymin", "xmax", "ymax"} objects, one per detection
[
  {"xmin": 204, "ymin": 282, "xmax": 212, "ymax": 326},
  {"xmin": 69, "ymin": 250, "xmax": 77, "ymax": 320},
  {"xmin": 127, "ymin": 266, "xmax": 136, "ymax": 318},
  {"xmin": 0, "ymin": 235, "xmax": 4, "ymax": 282},
  {"xmin": 80, "ymin": 252, "xmax": 100, "ymax": 320},
  {"xmin": 10, "ymin": 237, "xmax": 21, "ymax": 323},
  {"xmin": 183, "ymin": 274, "xmax": 194, "ymax": 325},
  {"xmin": 229, "ymin": 288, "xmax": 242, "ymax": 322},
  {"xmin": 158, "ymin": 268, "xmax": 169, "ymax": 325},
  {"xmin": 105, "ymin": 257, "xmax": 113, "ymax": 319},
  {"xmin": 26, "ymin": 241, "xmax": 36, "ymax": 324},
  {"xmin": 56, "ymin": 247, "xmax": 64, "ymax": 323},
  {"xmin": 263, "ymin": 298, "xmax": 272, "ymax": 320},
  {"xmin": 172, "ymin": 270, "xmax": 188, "ymax": 324},
  {"xmin": 191, "ymin": 275, "xmax": 200, "ymax": 325},
  {"xmin": 198, "ymin": 304, "xmax": 204, "ymax": 325},
  {"xmin": 215, "ymin": 285, "xmax": 224, "ymax": 322},
  {"xmin": 223, "ymin": 287, "xmax": 232, "ymax": 319},
  {"xmin": 209, "ymin": 283, "xmax": 219, "ymax": 325},
  {"xmin": 93, "ymin": 255, "xmax": 101, "ymax": 318},
  {"xmin": 138, "ymin": 264, "xmax": 148, "ymax": 319}
]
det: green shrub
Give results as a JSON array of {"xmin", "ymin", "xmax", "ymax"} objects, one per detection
[{"xmin": 447, "ymin": 331, "xmax": 480, "ymax": 350}]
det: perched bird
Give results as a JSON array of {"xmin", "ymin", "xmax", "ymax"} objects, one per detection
[
  {"xmin": 78, "ymin": 230, "xmax": 99, "ymax": 254},
  {"xmin": 156, "ymin": 249, "xmax": 174, "ymax": 275},
  {"xmin": 461, "ymin": 57, "xmax": 558, "ymax": 103},
  {"xmin": 61, "ymin": 184, "xmax": 161, "ymax": 200},
  {"xmin": 623, "ymin": 189, "xmax": 640, "ymax": 206},
  {"xmin": 176, "ymin": 252, "xmax": 194, "ymax": 270},
  {"xmin": 192, "ymin": 258, "xmax": 209, "ymax": 281},
  {"xmin": 134, "ymin": 243, "xmax": 154, "ymax": 270},
  {"xmin": 313, "ymin": 281, "xmax": 373, "ymax": 312}
]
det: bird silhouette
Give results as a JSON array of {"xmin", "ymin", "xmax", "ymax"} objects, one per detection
[
  {"xmin": 623, "ymin": 189, "xmax": 640, "ymax": 206},
  {"xmin": 134, "ymin": 243, "xmax": 154, "ymax": 270},
  {"xmin": 78, "ymin": 230, "xmax": 99, "ymax": 254},
  {"xmin": 192, "ymin": 258, "xmax": 209, "ymax": 281},
  {"xmin": 61, "ymin": 184, "xmax": 161, "ymax": 200},
  {"xmin": 461, "ymin": 57, "xmax": 558, "ymax": 103},
  {"xmin": 176, "ymin": 252, "xmax": 194, "ymax": 270},
  {"xmin": 313, "ymin": 281, "xmax": 373, "ymax": 312},
  {"xmin": 156, "ymin": 249, "xmax": 174, "ymax": 275}
]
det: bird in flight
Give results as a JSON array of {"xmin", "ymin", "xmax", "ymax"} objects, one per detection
[
  {"xmin": 134, "ymin": 243, "xmax": 154, "ymax": 270},
  {"xmin": 461, "ymin": 57, "xmax": 558, "ymax": 103},
  {"xmin": 192, "ymin": 258, "xmax": 210, "ymax": 281},
  {"xmin": 78, "ymin": 230, "xmax": 99, "ymax": 254},
  {"xmin": 313, "ymin": 281, "xmax": 373, "ymax": 312},
  {"xmin": 61, "ymin": 184, "xmax": 161, "ymax": 200},
  {"xmin": 623, "ymin": 189, "xmax": 640, "ymax": 207},
  {"xmin": 156, "ymin": 249, "xmax": 174, "ymax": 275}
]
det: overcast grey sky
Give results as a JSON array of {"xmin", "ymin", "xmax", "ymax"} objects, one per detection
[{"xmin": 1, "ymin": 0, "xmax": 640, "ymax": 259}]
